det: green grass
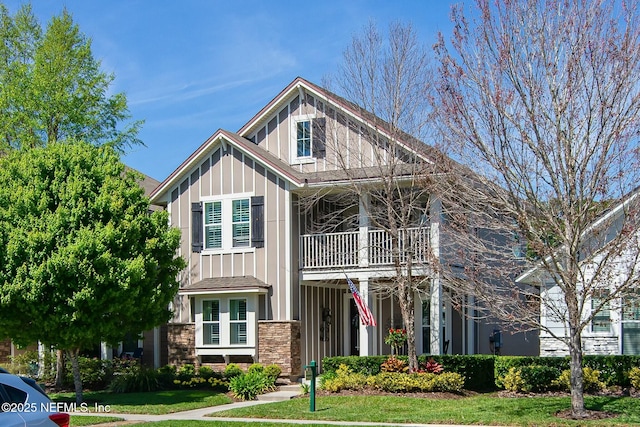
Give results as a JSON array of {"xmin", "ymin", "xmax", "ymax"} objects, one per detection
[
  {"xmin": 210, "ymin": 394, "xmax": 640, "ymax": 426},
  {"xmin": 50, "ymin": 389, "xmax": 232, "ymax": 414},
  {"xmin": 69, "ymin": 415, "xmax": 125, "ymax": 425}
]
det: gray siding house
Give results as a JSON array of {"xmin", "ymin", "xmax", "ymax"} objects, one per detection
[{"xmin": 149, "ymin": 77, "xmax": 538, "ymax": 377}]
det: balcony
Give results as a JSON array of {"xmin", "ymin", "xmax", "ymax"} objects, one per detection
[{"xmin": 300, "ymin": 227, "xmax": 431, "ymax": 270}]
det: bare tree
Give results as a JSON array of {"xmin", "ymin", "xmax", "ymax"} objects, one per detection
[
  {"xmin": 434, "ymin": 0, "xmax": 640, "ymax": 417},
  {"xmin": 300, "ymin": 22, "xmax": 436, "ymax": 371}
]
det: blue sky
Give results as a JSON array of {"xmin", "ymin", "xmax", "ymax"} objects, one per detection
[{"xmin": 6, "ymin": 1, "xmax": 457, "ymax": 181}]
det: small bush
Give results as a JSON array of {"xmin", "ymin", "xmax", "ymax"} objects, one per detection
[
  {"xmin": 224, "ymin": 363, "xmax": 244, "ymax": 379},
  {"xmin": 552, "ymin": 367, "xmax": 605, "ymax": 393},
  {"xmin": 629, "ymin": 367, "xmax": 640, "ymax": 389},
  {"xmin": 198, "ymin": 366, "xmax": 215, "ymax": 380},
  {"xmin": 8, "ymin": 350, "xmax": 39, "ymax": 377},
  {"xmin": 502, "ymin": 367, "xmax": 526, "ymax": 392},
  {"xmin": 421, "ymin": 358, "xmax": 444, "ymax": 374},
  {"xmin": 228, "ymin": 372, "xmax": 273, "ymax": 400},
  {"xmin": 176, "ymin": 364, "xmax": 196, "ymax": 381},
  {"xmin": 501, "ymin": 365, "xmax": 559, "ymax": 393},
  {"xmin": 380, "ymin": 356, "xmax": 408, "ymax": 373},
  {"xmin": 65, "ymin": 357, "xmax": 115, "ymax": 390},
  {"xmin": 320, "ymin": 364, "xmax": 367, "ymax": 392},
  {"xmin": 264, "ymin": 364, "xmax": 282, "ymax": 382},
  {"xmin": 247, "ymin": 363, "xmax": 264, "ymax": 374},
  {"xmin": 108, "ymin": 366, "xmax": 160, "ymax": 393}
]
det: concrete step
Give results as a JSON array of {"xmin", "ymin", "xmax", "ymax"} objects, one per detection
[{"xmin": 257, "ymin": 384, "xmax": 303, "ymax": 401}]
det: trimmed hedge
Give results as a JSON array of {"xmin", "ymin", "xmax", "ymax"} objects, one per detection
[
  {"xmin": 323, "ymin": 355, "xmax": 495, "ymax": 391},
  {"xmin": 323, "ymin": 354, "xmax": 640, "ymax": 391},
  {"xmin": 495, "ymin": 355, "xmax": 640, "ymax": 387}
]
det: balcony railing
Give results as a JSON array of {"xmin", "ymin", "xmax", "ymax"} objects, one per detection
[{"xmin": 300, "ymin": 227, "xmax": 430, "ymax": 270}]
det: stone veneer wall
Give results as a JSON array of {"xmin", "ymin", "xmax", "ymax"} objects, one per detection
[
  {"xmin": 258, "ymin": 320, "xmax": 301, "ymax": 380},
  {"xmin": 540, "ymin": 335, "xmax": 619, "ymax": 357},
  {"xmin": 167, "ymin": 323, "xmax": 198, "ymax": 367},
  {"xmin": 0, "ymin": 339, "xmax": 11, "ymax": 364}
]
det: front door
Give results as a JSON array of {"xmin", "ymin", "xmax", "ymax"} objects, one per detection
[{"xmin": 350, "ymin": 299, "xmax": 359, "ymax": 355}]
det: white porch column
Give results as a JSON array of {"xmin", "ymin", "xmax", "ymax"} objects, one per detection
[
  {"xmin": 430, "ymin": 277, "xmax": 442, "ymax": 354},
  {"xmin": 358, "ymin": 194, "xmax": 370, "ymax": 267},
  {"xmin": 430, "ymin": 217, "xmax": 442, "ymax": 354},
  {"xmin": 100, "ymin": 342, "xmax": 112, "ymax": 360},
  {"xmin": 358, "ymin": 278, "xmax": 374, "ymax": 356}
]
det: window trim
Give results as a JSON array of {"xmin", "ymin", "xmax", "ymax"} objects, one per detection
[
  {"xmin": 196, "ymin": 295, "xmax": 256, "ymax": 349},
  {"xmin": 201, "ymin": 193, "xmax": 254, "ymax": 253},
  {"xmin": 291, "ymin": 114, "xmax": 317, "ymax": 164},
  {"xmin": 202, "ymin": 299, "xmax": 220, "ymax": 345},
  {"xmin": 591, "ymin": 289, "xmax": 612, "ymax": 333}
]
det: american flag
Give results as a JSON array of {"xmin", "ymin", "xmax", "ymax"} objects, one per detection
[{"xmin": 346, "ymin": 274, "xmax": 377, "ymax": 327}]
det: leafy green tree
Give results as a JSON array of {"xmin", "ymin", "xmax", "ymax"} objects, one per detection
[
  {"xmin": 0, "ymin": 141, "xmax": 185, "ymax": 403},
  {"xmin": 0, "ymin": 4, "xmax": 141, "ymax": 153}
]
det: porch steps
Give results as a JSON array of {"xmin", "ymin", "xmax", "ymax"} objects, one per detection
[{"xmin": 257, "ymin": 384, "xmax": 303, "ymax": 401}]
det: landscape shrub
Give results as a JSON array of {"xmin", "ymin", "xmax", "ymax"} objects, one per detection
[
  {"xmin": 552, "ymin": 367, "xmax": 605, "ymax": 393},
  {"xmin": 321, "ymin": 364, "xmax": 367, "ymax": 392},
  {"xmin": 583, "ymin": 355, "xmax": 640, "ymax": 386},
  {"xmin": 502, "ymin": 365, "xmax": 560, "ymax": 392},
  {"xmin": 7, "ymin": 350, "xmax": 40, "ymax": 377},
  {"xmin": 263, "ymin": 364, "xmax": 282, "ymax": 382},
  {"xmin": 247, "ymin": 363, "xmax": 264, "ymax": 374},
  {"xmin": 369, "ymin": 372, "xmax": 464, "ymax": 393},
  {"xmin": 108, "ymin": 365, "xmax": 160, "ymax": 393},
  {"xmin": 322, "ymin": 356, "xmax": 386, "ymax": 376},
  {"xmin": 197, "ymin": 366, "xmax": 215, "ymax": 380},
  {"xmin": 228, "ymin": 371, "xmax": 274, "ymax": 400},
  {"xmin": 65, "ymin": 357, "xmax": 115, "ymax": 390},
  {"xmin": 629, "ymin": 367, "xmax": 640, "ymax": 389},
  {"xmin": 176, "ymin": 364, "xmax": 196, "ymax": 382},
  {"xmin": 224, "ymin": 363, "xmax": 244, "ymax": 379},
  {"xmin": 420, "ymin": 358, "xmax": 444, "ymax": 374},
  {"xmin": 380, "ymin": 356, "xmax": 408, "ymax": 373},
  {"xmin": 324, "ymin": 354, "xmax": 494, "ymax": 391},
  {"xmin": 495, "ymin": 356, "xmax": 567, "ymax": 389},
  {"xmin": 156, "ymin": 365, "xmax": 177, "ymax": 389}
]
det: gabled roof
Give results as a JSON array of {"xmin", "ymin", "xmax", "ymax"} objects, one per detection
[
  {"xmin": 150, "ymin": 77, "xmax": 449, "ymax": 202},
  {"xmin": 516, "ymin": 188, "xmax": 640, "ymax": 284},
  {"xmin": 238, "ymin": 77, "xmax": 440, "ymax": 164},
  {"xmin": 149, "ymin": 128, "xmax": 306, "ymax": 202}
]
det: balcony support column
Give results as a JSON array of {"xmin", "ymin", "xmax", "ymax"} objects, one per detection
[
  {"xmin": 358, "ymin": 194, "xmax": 370, "ymax": 267},
  {"xmin": 358, "ymin": 278, "xmax": 375, "ymax": 356}
]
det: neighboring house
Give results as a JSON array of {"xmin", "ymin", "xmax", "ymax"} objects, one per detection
[
  {"xmin": 149, "ymin": 77, "xmax": 538, "ymax": 378},
  {"xmin": 517, "ymin": 192, "xmax": 640, "ymax": 356}
]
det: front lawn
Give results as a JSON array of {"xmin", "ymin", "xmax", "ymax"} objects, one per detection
[
  {"xmin": 210, "ymin": 394, "xmax": 640, "ymax": 426},
  {"xmin": 69, "ymin": 415, "xmax": 125, "ymax": 425},
  {"xmin": 50, "ymin": 389, "xmax": 232, "ymax": 414}
]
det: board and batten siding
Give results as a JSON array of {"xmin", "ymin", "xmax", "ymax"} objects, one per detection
[
  {"xmin": 250, "ymin": 94, "xmax": 398, "ymax": 174},
  {"xmin": 167, "ymin": 143, "xmax": 293, "ymax": 323}
]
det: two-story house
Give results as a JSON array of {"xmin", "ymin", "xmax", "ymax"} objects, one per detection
[{"xmin": 149, "ymin": 77, "xmax": 538, "ymax": 378}]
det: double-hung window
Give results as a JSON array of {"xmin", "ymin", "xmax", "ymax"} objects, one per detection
[
  {"xmin": 591, "ymin": 289, "xmax": 611, "ymax": 333},
  {"xmin": 230, "ymin": 299, "xmax": 247, "ymax": 344},
  {"xmin": 204, "ymin": 201, "xmax": 222, "ymax": 249},
  {"xmin": 296, "ymin": 120, "xmax": 311, "ymax": 158},
  {"xmin": 203, "ymin": 300, "xmax": 220, "ymax": 345},
  {"xmin": 232, "ymin": 199, "xmax": 250, "ymax": 247},
  {"xmin": 202, "ymin": 197, "xmax": 251, "ymax": 250}
]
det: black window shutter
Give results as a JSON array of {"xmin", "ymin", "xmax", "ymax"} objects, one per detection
[
  {"xmin": 251, "ymin": 196, "xmax": 264, "ymax": 248},
  {"xmin": 192, "ymin": 202, "xmax": 203, "ymax": 253},
  {"xmin": 312, "ymin": 117, "xmax": 326, "ymax": 159}
]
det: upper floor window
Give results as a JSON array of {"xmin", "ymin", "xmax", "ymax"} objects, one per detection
[
  {"xmin": 291, "ymin": 115, "xmax": 325, "ymax": 163},
  {"xmin": 204, "ymin": 197, "xmax": 250, "ymax": 250},
  {"xmin": 192, "ymin": 195, "xmax": 264, "ymax": 253},
  {"xmin": 297, "ymin": 120, "xmax": 312, "ymax": 157}
]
